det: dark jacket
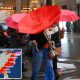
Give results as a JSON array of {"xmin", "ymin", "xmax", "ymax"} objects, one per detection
[
  {"xmin": 51, "ymin": 31, "xmax": 61, "ymax": 47},
  {"xmin": 30, "ymin": 32, "xmax": 48, "ymax": 50},
  {"xmin": 0, "ymin": 33, "xmax": 9, "ymax": 47}
]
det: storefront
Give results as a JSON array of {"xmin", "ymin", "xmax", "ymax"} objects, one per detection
[
  {"xmin": 0, "ymin": 0, "xmax": 58, "ymax": 14},
  {"xmin": 0, "ymin": 0, "xmax": 45, "ymax": 14},
  {"xmin": 0, "ymin": 0, "xmax": 57, "ymax": 14}
]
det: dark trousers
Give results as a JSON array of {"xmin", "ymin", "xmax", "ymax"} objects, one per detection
[{"xmin": 53, "ymin": 55, "xmax": 59, "ymax": 80}]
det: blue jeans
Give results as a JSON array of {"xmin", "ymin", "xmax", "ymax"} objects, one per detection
[{"xmin": 31, "ymin": 47, "xmax": 54, "ymax": 80}]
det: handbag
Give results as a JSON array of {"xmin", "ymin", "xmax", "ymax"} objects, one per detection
[
  {"xmin": 55, "ymin": 47, "xmax": 61, "ymax": 57},
  {"xmin": 58, "ymin": 27, "xmax": 65, "ymax": 39}
]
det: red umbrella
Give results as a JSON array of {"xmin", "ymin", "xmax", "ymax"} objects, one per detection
[
  {"xmin": 5, "ymin": 5, "xmax": 61, "ymax": 34},
  {"xmin": 59, "ymin": 9, "xmax": 79, "ymax": 22},
  {"xmin": 5, "ymin": 13, "xmax": 26, "ymax": 30},
  {"xmin": 18, "ymin": 5, "xmax": 61, "ymax": 34}
]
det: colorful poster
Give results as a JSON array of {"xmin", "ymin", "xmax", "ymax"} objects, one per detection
[{"xmin": 0, "ymin": 49, "xmax": 22, "ymax": 79}]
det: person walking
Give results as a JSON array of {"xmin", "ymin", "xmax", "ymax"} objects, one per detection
[
  {"xmin": 30, "ymin": 31, "xmax": 54, "ymax": 80},
  {"xmin": 44, "ymin": 24, "xmax": 65, "ymax": 80}
]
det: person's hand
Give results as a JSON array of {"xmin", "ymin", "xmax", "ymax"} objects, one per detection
[
  {"xmin": 62, "ymin": 27, "xmax": 65, "ymax": 32},
  {"xmin": 48, "ymin": 41, "xmax": 53, "ymax": 45},
  {"xmin": 31, "ymin": 40, "xmax": 37, "ymax": 45},
  {"xmin": 31, "ymin": 40, "xmax": 39, "ymax": 51}
]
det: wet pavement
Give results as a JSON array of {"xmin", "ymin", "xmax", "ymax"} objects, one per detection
[
  {"xmin": 22, "ymin": 32, "xmax": 80, "ymax": 80},
  {"xmin": 59, "ymin": 32, "xmax": 80, "ymax": 80}
]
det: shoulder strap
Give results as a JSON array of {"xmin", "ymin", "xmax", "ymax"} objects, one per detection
[
  {"xmin": 44, "ymin": 29, "xmax": 51, "ymax": 41},
  {"xmin": 57, "ymin": 26, "xmax": 61, "ymax": 40}
]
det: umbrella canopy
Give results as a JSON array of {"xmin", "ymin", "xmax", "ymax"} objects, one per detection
[
  {"xmin": 18, "ymin": 5, "xmax": 61, "ymax": 34},
  {"xmin": 5, "ymin": 13, "xmax": 26, "ymax": 30},
  {"xmin": 59, "ymin": 9, "xmax": 79, "ymax": 22},
  {"xmin": 5, "ymin": 5, "xmax": 61, "ymax": 34}
]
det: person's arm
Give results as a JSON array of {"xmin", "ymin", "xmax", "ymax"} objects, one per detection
[
  {"xmin": 29, "ymin": 34, "xmax": 39, "ymax": 51},
  {"xmin": 29, "ymin": 34, "xmax": 35, "ymax": 40},
  {"xmin": 29, "ymin": 34, "xmax": 37, "ymax": 44}
]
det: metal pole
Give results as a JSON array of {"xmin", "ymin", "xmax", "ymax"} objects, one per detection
[
  {"xmin": 46, "ymin": 0, "xmax": 52, "ymax": 5},
  {"xmin": 76, "ymin": 0, "xmax": 80, "ymax": 30},
  {"xmin": 77, "ymin": 4, "xmax": 80, "ymax": 16},
  {"xmin": 16, "ymin": 0, "xmax": 21, "ymax": 13},
  {"xmin": 27, "ymin": 0, "xmax": 30, "ymax": 13},
  {"xmin": 77, "ymin": 3, "xmax": 80, "ymax": 27}
]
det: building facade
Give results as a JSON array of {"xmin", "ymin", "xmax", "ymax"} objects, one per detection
[
  {"xmin": 0, "ymin": 0, "xmax": 79, "ymax": 31},
  {"xmin": 0, "ymin": 0, "xmax": 79, "ymax": 14}
]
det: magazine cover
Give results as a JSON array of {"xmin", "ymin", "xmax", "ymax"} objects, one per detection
[{"xmin": 0, "ymin": 49, "xmax": 22, "ymax": 79}]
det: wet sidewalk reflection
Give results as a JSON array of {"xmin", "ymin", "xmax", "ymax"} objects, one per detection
[
  {"xmin": 59, "ymin": 32, "xmax": 80, "ymax": 80},
  {"xmin": 22, "ymin": 32, "xmax": 80, "ymax": 80}
]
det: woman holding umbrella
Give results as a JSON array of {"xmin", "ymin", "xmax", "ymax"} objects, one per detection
[
  {"xmin": 44, "ymin": 24, "xmax": 65, "ymax": 80},
  {"xmin": 30, "ymin": 31, "xmax": 54, "ymax": 80}
]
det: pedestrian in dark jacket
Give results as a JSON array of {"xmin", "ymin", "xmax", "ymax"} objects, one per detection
[{"xmin": 30, "ymin": 31, "xmax": 54, "ymax": 80}]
